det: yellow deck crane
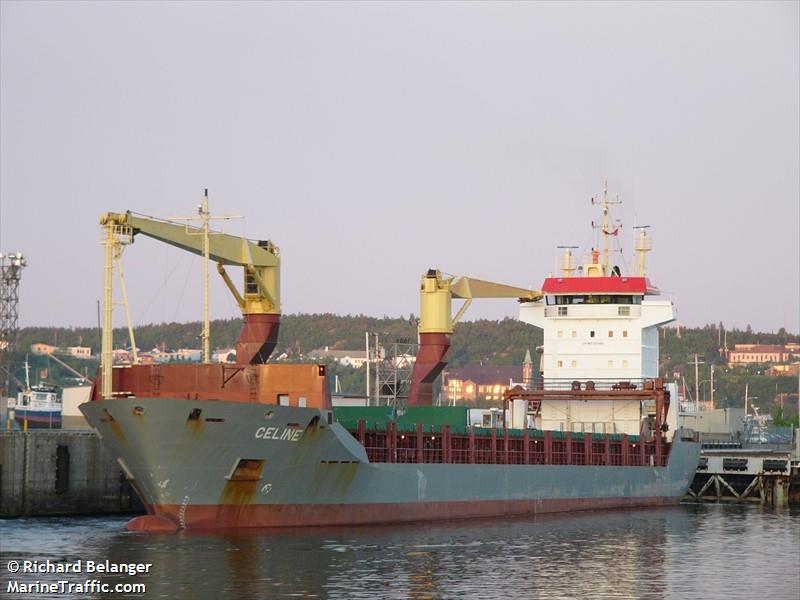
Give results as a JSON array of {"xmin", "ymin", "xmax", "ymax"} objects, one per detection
[
  {"xmin": 99, "ymin": 209, "xmax": 281, "ymax": 398},
  {"xmin": 409, "ymin": 269, "xmax": 542, "ymax": 406}
]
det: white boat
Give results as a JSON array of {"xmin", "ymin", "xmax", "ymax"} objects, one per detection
[{"xmin": 14, "ymin": 359, "xmax": 61, "ymax": 429}]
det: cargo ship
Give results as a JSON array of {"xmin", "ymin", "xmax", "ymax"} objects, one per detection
[{"xmin": 81, "ymin": 189, "xmax": 700, "ymax": 532}]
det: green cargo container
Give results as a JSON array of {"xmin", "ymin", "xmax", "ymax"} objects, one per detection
[
  {"xmin": 333, "ymin": 407, "xmax": 641, "ymax": 443},
  {"xmin": 333, "ymin": 406, "xmax": 468, "ymax": 429}
]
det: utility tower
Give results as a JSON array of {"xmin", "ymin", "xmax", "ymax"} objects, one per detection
[
  {"xmin": 0, "ymin": 252, "xmax": 27, "ymax": 398},
  {"xmin": 369, "ymin": 334, "xmax": 417, "ymax": 410}
]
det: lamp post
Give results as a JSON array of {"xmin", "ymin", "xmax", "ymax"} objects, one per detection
[
  {"xmin": 689, "ymin": 354, "xmax": 705, "ymax": 414},
  {"xmin": 698, "ymin": 380, "xmax": 711, "ymax": 404},
  {"xmin": 710, "ymin": 364, "xmax": 715, "ymax": 406},
  {"xmin": 697, "ymin": 376, "xmax": 717, "ymax": 408},
  {"xmin": 795, "ymin": 371, "xmax": 799, "ymax": 459}
]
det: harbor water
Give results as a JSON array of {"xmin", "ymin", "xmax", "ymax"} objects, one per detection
[{"xmin": 1, "ymin": 503, "xmax": 798, "ymax": 599}]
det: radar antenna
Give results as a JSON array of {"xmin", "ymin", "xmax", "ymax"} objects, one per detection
[{"xmin": 590, "ymin": 181, "xmax": 622, "ymax": 276}]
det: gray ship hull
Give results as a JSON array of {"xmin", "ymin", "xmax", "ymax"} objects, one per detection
[{"xmin": 80, "ymin": 398, "xmax": 700, "ymax": 530}]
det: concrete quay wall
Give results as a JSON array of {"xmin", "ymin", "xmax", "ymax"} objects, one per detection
[{"xmin": 0, "ymin": 431, "xmax": 143, "ymax": 517}]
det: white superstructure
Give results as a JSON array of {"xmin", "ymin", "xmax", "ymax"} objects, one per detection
[
  {"xmin": 519, "ymin": 292, "xmax": 675, "ymax": 380},
  {"xmin": 517, "ymin": 185, "xmax": 678, "ymax": 437}
]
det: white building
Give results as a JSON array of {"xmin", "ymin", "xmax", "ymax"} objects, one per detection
[
  {"xmin": 67, "ymin": 346, "xmax": 93, "ymax": 359},
  {"xmin": 309, "ymin": 347, "xmax": 370, "ymax": 368},
  {"xmin": 212, "ymin": 348, "xmax": 237, "ymax": 363}
]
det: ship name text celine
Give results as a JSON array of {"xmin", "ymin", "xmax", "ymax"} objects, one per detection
[{"xmin": 254, "ymin": 426, "xmax": 302, "ymax": 442}]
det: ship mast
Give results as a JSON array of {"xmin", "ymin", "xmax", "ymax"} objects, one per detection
[
  {"xmin": 633, "ymin": 225, "xmax": 652, "ymax": 276},
  {"xmin": 201, "ymin": 192, "xmax": 210, "ymax": 364},
  {"xmin": 557, "ymin": 245, "xmax": 578, "ymax": 277},
  {"xmin": 602, "ymin": 183, "xmax": 610, "ymax": 273},
  {"xmin": 24, "ymin": 355, "xmax": 30, "ymax": 391},
  {"xmin": 169, "ymin": 190, "xmax": 240, "ymax": 364},
  {"xmin": 591, "ymin": 181, "xmax": 622, "ymax": 276}
]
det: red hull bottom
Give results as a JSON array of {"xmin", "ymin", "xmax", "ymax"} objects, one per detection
[
  {"xmin": 14, "ymin": 418, "xmax": 62, "ymax": 429},
  {"xmin": 128, "ymin": 496, "xmax": 682, "ymax": 531}
]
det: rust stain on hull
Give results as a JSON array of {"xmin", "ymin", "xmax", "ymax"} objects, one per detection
[
  {"xmin": 216, "ymin": 460, "xmax": 266, "ymax": 522},
  {"xmin": 333, "ymin": 463, "xmax": 359, "ymax": 495},
  {"xmin": 220, "ymin": 480, "xmax": 261, "ymax": 505},
  {"xmin": 311, "ymin": 462, "xmax": 359, "ymax": 498},
  {"xmin": 186, "ymin": 418, "xmax": 204, "ymax": 436},
  {"xmin": 101, "ymin": 409, "xmax": 129, "ymax": 447}
]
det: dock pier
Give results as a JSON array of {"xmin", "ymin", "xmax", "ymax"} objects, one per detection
[
  {"xmin": 685, "ymin": 446, "xmax": 796, "ymax": 507},
  {"xmin": 0, "ymin": 431, "xmax": 142, "ymax": 518}
]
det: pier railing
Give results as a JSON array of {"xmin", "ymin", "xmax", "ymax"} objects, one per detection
[
  {"xmin": 350, "ymin": 421, "xmax": 669, "ymax": 467},
  {"xmin": 535, "ymin": 378, "xmax": 648, "ymax": 392}
]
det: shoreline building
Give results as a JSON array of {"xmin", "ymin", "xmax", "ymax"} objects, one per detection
[{"xmin": 727, "ymin": 343, "xmax": 800, "ymax": 367}]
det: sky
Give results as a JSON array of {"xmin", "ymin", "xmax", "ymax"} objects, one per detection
[{"xmin": 1, "ymin": 1, "xmax": 798, "ymax": 334}]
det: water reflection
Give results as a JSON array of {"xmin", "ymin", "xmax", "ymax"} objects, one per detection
[{"xmin": 2, "ymin": 505, "xmax": 798, "ymax": 599}]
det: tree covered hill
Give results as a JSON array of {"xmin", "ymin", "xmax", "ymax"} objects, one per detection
[
  {"xmin": 12, "ymin": 316, "xmax": 799, "ymax": 415},
  {"xmin": 16, "ymin": 313, "xmax": 544, "ymax": 369}
]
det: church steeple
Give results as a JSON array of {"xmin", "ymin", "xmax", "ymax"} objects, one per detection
[{"xmin": 522, "ymin": 349, "xmax": 533, "ymax": 387}]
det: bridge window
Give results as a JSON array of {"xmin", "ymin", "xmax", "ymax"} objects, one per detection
[
  {"xmin": 608, "ymin": 331, "xmax": 614, "ymax": 338},
  {"xmin": 590, "ymin": 331, "xmax": 595, "ymax": 338},
  {"xmin": 551, "ymin": 294, "xmax": 642, "ymax": 305}
]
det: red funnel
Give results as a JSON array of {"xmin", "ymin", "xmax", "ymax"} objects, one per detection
[{"xmin": 408, "ymin": 332, "xmax": 451, "ymax": 406}]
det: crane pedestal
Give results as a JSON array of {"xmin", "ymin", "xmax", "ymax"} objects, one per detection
[
  {"xmin": 236, "ymin": 313, "xmax": 280, "ymax": 365},
  {"xmin": 408, "ymin": 333, "xmax": 451, "ymax": 406}
]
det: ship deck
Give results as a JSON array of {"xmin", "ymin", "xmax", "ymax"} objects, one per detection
[{"xmin": 339, "ymin": 419, "xmax": 670, "ymax": 467}]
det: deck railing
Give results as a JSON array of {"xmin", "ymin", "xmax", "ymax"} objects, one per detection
[{"xmin": 534, "ymin": 378, "xmax": 648, "ymax": 391}]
